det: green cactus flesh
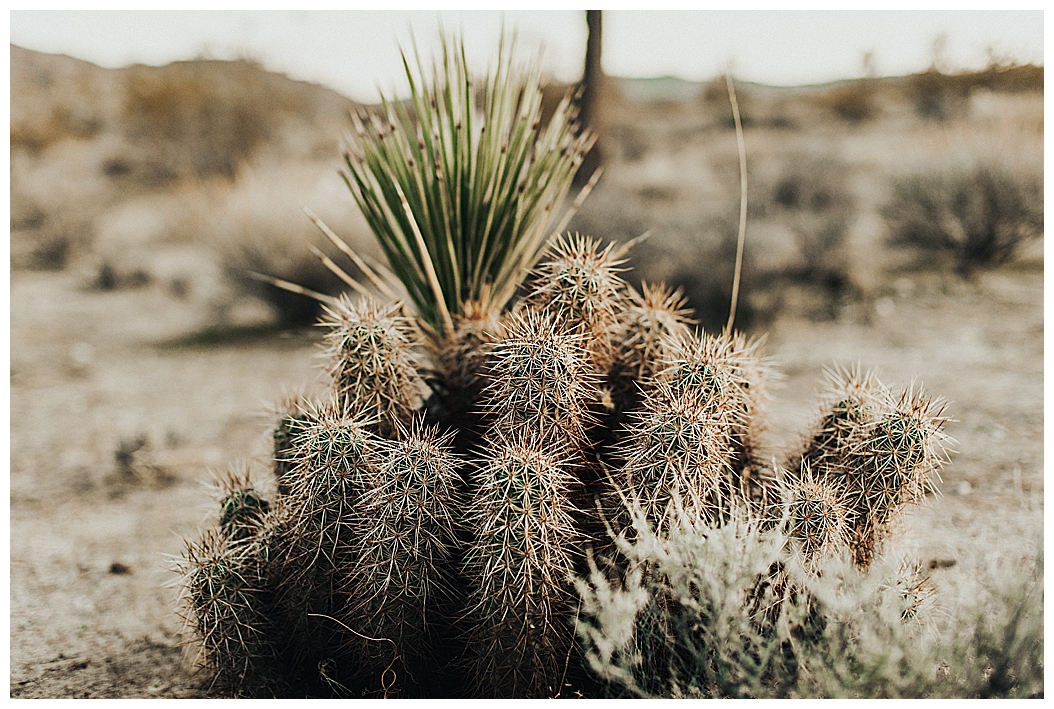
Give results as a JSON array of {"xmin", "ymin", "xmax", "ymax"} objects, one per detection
[{"xmin": 180, "ymin": 237, "xmax": 950, "ymax": 697}]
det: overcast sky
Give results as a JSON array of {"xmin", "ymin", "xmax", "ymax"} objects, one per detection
[{"xmin": 9, "ymin": 10, "xmax": 1045, "ymax": 102}]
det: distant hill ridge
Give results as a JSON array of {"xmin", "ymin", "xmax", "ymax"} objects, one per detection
[
  {"xmin": 11, "ymin": 44, "xmax": 357, "ymax": 181},
  {"xmin": 12, "ymin": 43, "xmax": 1041, "ymax": 168}
]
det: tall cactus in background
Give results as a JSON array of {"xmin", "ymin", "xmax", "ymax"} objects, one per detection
[{"xmin": 178, "ymin": 33, "xmax": 952, "ymax": 698}]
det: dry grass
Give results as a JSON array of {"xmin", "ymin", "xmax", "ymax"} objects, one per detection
[{"xmin": 578, "ymin": 508, "xmax": 1043, "ymax": 698}]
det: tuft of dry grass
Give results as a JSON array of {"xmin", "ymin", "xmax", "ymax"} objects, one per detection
[{"xmin": 577, "ymin": 507, "xmax": 1043, "ymax": 698}]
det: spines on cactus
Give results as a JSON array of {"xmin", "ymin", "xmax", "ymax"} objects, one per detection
[
  {"xmin": 341, "ymin": 416, "xmax": 463, "ymax": 693},
  {"xmin": 840, "ymin": 385, "xmax": 949, "ymax": 567},
  {"xmin": 214, "ymin": 464, "xmax": 272, "ymax": 541},
  {"xmin": 270, "ymin": 390, "xmax": 310, "ymax": 494},
  {"xmin": 522, "ymin": 233, "xmax": 627, "ymax": 372},
  {"xmin": 610, "ymin": 282, "xmax": 694, "ymax": 388},
  {"xmin": 177, "ymin": 33, "xmax": 956, "ymax": 699},
  {"xmin": 426, "ymin": 298, "xmax": 503, "ymax": 439},
  {"xmin": 179, "ymin": 470, "xmax": 290, "ymax": 697},
  {"xmin": 461, "ymin": 430, "xmax": 582, "ymax": 697},
  {"xmin": 784, "ymin": 462, "xmax": 852, "ymax": 569},
  {"xmin": 613, "ymin": 378, "xmax": 735, "ymax": 535},
  {"xmin": 320, "ymin": 295, "xmax": 428, "ymax": 437},
  {"xmin": 179, "ymin": 529, "xmax": 279, "ymax": 696},
  {"xmin": 480, "ymin": 307, "xmax": 600, "ymax": 448},
  {"xmin": 791, "ymin": 367, "xmax": 950, "ymax": 568}
]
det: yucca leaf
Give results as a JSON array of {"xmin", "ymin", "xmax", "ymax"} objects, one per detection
[{"xmin": 342, "ymin": 32, "xmax": 595, "ymax": 337}]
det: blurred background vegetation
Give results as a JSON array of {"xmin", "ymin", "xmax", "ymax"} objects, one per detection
[{"xmin": 9, "ymin": 35, "xmax": 1043, "ymax": 333}]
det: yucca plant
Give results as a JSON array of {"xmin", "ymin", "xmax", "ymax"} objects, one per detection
[
  {"xmin": 341, "ymin": 34, "xmax": 597, "ymax": 338},
  {"xmin": 179, "ymin": 33, "xmax": 958, "ymax": 698}
]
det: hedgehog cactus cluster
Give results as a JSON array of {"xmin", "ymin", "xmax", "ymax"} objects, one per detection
[
  {"xmin": 179, "ymin": 236, "xmax": 949, "ymax": 697},
  {"xmin": 177, "ymin": 36, "xmax": 950, "ymax": 698}
]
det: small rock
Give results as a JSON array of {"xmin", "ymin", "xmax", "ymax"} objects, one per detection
[
  {"xmin": 875, "ymin": 297, "xmax": 895, "ymax": 318},
  {"xmin": 69, "ymin": 341, "xmax": 94, "ymax": 368},
  {"xmin": 109, "ymin": 562, "xmax": 132, "ymax": 575}
]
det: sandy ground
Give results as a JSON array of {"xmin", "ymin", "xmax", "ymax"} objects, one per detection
[{"xmin": 8, "ymin": 253, "xmax": 1042, "ymax": 697}]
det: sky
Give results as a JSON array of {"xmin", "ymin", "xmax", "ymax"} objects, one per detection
[{"xmin": 8, "ymin": 10, "xmax": 1046, "ymax": 103}]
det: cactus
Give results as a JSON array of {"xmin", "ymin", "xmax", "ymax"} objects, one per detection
[
  {"xmin": 791, "ymin": 369, "xmax": 949, "ymax": 568},
  {"xmin": 320, "ymin": 296, "xmax": 427, "ymax": 438},
  {"xmin": 522, "ymin": 232, "xmax": 626, "ymax": 373},
  {"xmin": 785, "ymin": 462, "xmax": 851, "ymax": 569},
  {"xmin": 178, "ymin": 467, "xmax": 288, "ymax": 696},
  {"xmin": 461, "ymin": 431, "xmax": 582, "ymax": 697},
  {"xmin": 178, "ymin": 34, "xmax": 954, "ymax": 699},
  {"xmin": 340, "ymin": 417, "xmax": 463, "ymax": 695},
  {"xmin": 481, "ymin": 307, "xmax": 599, "ymax": 448},
  {"xmin": 614, "ymin": 378, "xmax": 735, "ymax": 535},
  {"xmin": 180, "ymin": 245, "xmax": 952, "ymax": 695}
]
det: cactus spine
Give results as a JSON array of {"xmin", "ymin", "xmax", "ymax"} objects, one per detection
[
  {"xmin": 462, "ymin": 432, "xmax": 581, "ymax": 697},
  {"xmin": 343, "ymin": 418, "xmax": 462, "ymax": 692}
]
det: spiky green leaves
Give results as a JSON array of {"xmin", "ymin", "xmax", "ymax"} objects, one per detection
[
  {"xmin": 341, "ymin": 36, "xmax": 595, "ymax": 334},
  {"xmin": 321, "ymin": 296, "xmax": 427, "ymax": 437},
  {"xmin": 462, "ymin": 432, "xmax": 581, "ymax": 697}
]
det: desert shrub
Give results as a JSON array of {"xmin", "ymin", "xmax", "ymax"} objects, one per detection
[
  {"xmin": 813, "ymin": 81, "xmax": 876, "ymax": 123},
  {"xmin": 721, "ymin": 154, "xmax": 856, "ymax": 324},
  {"xmin": 194, "ymin": 162, "xmax": 372, "ymax": 327},
  {"xmin": 770, "ymin": 154, "xmax": 855, "ymax": 317},
  {"xmin": 700, "ymin": 75, "xmax": 757, "ymax": 128},
  {"xmin": 10, "ymin": 103, "xmax": 104, "ymax": 154},
  {"xmin": 882, "ymin": 164, "xmax": 1043, "ymax": 273},
  {"xmin": 910, "ymin": 69, "xmax": 964, "ymax": 120},
  {"xmin": 27, "ymin": 213, "xmax": 96, "ymax": 271},
  {"xmin": 907, "ymin": 64, "xmax": 1043, "ymax": 121},
  {"xmin": 577, "ymin": 509, "xmax": 1043, "ymax": 698},
  {"xmin": 119, "ymin": 59, "xmax": 322, "ymax": 184}
]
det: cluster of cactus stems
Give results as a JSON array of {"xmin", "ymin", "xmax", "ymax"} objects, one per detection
[{"xmin": 178, "ymin": 234, "xmax": 951, "ymax": 697}]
